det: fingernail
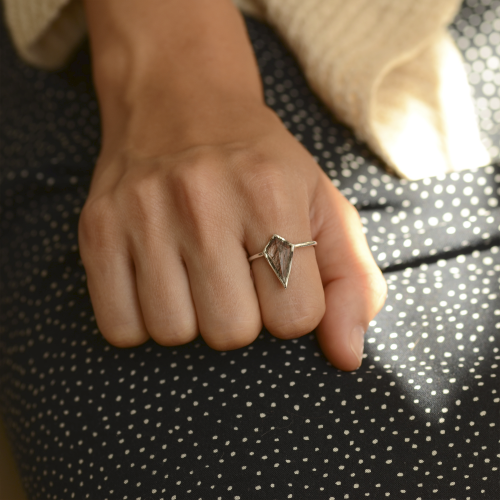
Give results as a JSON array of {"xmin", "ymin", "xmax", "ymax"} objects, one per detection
[{"xmin": 350, "ymin": 325, "xmax": 365, "ymax": 368}]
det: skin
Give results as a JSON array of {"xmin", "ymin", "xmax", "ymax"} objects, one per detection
[{"xmin": 80, "ymin": 0, "xmax": 387, "ymax": 371}]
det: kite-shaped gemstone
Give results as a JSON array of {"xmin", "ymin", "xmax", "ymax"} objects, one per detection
[{"xmin": 264, "ymin": 234, "xmax": 294, "ymax": 288}]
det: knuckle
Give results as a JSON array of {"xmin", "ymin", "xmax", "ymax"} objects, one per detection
[
  {"xmin": 171, "ymin": 157, "xmax": 219, "ymax": 208},
  {"xmin": 79, "ymin": 197, "xmax": 111, "ymax": 235},
  {"xmin": 243, "ymin": 164, "xmax": 288, "ymax": 193},
  {"xmin": 148, "ymin": 321, "xmax": 198, "ymax": 347},
  {"xmin": 133, "ymin": 172, "xmax": 162, "ymax": 197},
  {"xmin": 78, "ymin": 197, "xmax": 118, "ymax": 257},
  {"xmin": 202, "ymin": 318, "xmax": 262, "ymax": 351},
  {"xmin": 100, "ymin": 324, "xmax": 149, "ymax": 348},
  {"xmin": 169, "ymin": 159, "xmax": 225, "ymax": 238},
  {"xmin": 267, "ymin": 302, "xmax": 325, "ymax": 339},
  {"xmin": 242, "ymin": 164, "xmax": 308, "ymax": 229},
  {"xmin": 123, "ymin": 175, "xmax": 165, "ymax": 228},
  {"xmin": 242, "ymin": 165, "xmax": 290, "ymax": 212}
]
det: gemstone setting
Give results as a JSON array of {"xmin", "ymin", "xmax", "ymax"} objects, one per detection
[{"xmin": 263, "ymin": 234, "xmax": 294, "ymax": 288}]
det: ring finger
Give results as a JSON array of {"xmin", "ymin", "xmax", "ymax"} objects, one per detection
[{"xmin": 247, "ymin": 201, "xmax": 325, "ymax": 339}]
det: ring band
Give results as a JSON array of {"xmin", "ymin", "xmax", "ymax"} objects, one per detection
[{"xmin": 248, "ymin": 234, "xmax": 317, "ymax": 288}]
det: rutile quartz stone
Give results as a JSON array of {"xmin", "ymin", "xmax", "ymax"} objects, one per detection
[{"xmin": 265, "ymin": 235, "xmax": 293, "ymax": 287}]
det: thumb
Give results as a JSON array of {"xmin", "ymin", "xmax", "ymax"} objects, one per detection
[{"xmin": 312, "ymin": 175, "xmax": 387, "ymax": 371}]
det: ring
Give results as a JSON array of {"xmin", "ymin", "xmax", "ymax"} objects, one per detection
[{"xmin": 248, "ymin": 234, "xmax": 317, "ymax": 288}]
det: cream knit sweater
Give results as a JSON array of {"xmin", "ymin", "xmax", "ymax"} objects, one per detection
[{"xmin": 2, "ymin": 0, "xmax": 491, "ymax": 179}]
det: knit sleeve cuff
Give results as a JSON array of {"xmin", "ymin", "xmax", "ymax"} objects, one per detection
[
  {"xmin": 261, "ymin": 0, "xmax": 490, "ymax": 178},
  {"xmin": 3, "ymin": 0, "xmax": 86, "ymax": 70}
]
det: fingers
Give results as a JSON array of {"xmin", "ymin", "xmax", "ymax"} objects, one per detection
[
  {"xmin": 133, "ymin": 243, "xmax": 198, "ymax": 346},
  {"xmin": 313, "ymin": 174, "xmax": 387, "ymax": 371},
  {"xmin": 182, "ymin": 235, "xmax": 262, "ymax": 351},
  {"xmin": 246, "ymin": 183, "xmax": 325, "ymax": 340},
  {"xmin": 79, "ymin": 206, "xmax": 150, "ymax": 347},
  {"xmin": 80, "ymin": 154, "xmax": 382, "ymax": 363}
]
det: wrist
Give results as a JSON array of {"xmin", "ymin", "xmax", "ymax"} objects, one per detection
[
  {"xmin": 84, "ymin": 0, "xmax": 266, "ymax": 155},
  {"xmin": 100, "ymin": 90, "xmax": 273, "ymax": 159}
]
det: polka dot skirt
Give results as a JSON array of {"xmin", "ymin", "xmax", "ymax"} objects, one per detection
[{"xmin": 0, "ymin": 2, "xmax": 499, "ymax": 499}]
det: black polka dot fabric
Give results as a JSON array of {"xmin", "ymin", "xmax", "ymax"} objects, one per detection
[
  {"xmin": 450, "ymin": 0, "xmax": 500, "ymax": 162},
  {"xmin": 1, "ymin": 2, "xmax": 499, "ymax": 500}
]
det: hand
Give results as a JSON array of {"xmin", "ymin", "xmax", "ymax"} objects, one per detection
[{"xmin": 79, "ymin": 0, "xmax": 387, "ymax": 371}]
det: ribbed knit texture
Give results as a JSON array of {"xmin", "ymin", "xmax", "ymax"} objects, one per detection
[
  {"xmin": 1, "ymin": 0, "xmax": 491, "ymax": 179},
  {"xmin": 3, "ymin": 0, "xmax": 85, "ymax": 69}
]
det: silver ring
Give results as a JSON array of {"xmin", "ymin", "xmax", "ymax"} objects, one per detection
[{"xmin": 248, "ymin": 234, "xmax": 317, "ymax": 288}]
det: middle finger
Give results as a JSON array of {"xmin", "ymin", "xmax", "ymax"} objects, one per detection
[{"xmin": 183, "ymin": 235, "xmax": 262, "ymax": 350}]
